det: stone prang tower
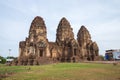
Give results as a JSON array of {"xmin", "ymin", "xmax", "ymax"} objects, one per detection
[
  {"xmin": 77, "ymin": 26, "xmax": 99, "ymax": 60},
  {"xmin": 56, "ymin": 17, "xmax": 80, "ymax": 62}
]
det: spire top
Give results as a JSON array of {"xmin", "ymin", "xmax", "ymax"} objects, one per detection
[{"xmin": 58, "ymin": 17, "xmax": 71, "ymax": 28}]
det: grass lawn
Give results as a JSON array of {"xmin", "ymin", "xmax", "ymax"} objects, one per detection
[{"xmin": 0, "ymin": 63, "xmax": 120, "ymax": 80}]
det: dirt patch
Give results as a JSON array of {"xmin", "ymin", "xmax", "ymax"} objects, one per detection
[{"xmin": 0, "ymin": 72, "xmax": 14, "ymax": 80}]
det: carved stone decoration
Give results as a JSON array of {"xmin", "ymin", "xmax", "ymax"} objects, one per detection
[{"xmin": 14, "ymin": 16, "xmax": 99, "ymax": 66}]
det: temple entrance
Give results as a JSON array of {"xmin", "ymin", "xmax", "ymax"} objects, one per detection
[
  {"xmin": 39, "ymin": 49, "xmax": 43, "ymax": 57},
  {"xmin": 72, "ymin": 57, "xmax": 76, "ymax": 62},
  {"xmin": 74, "ymin": 49, "xmax": 77, "ymax": 56}
]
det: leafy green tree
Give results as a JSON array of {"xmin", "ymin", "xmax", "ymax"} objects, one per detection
[{"xmin": 0, "ymin": 56, "xmax": 6, "ymax": 64}]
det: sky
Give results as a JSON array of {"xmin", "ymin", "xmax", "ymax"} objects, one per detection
[{"xmin": 0, "ymin": 0, "xmax": 120, "ymax": 57}]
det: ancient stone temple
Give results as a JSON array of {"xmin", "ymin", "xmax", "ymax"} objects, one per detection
[{"xmin": 13, "ymin": 16, "xmax": 99, "ymax": 65}]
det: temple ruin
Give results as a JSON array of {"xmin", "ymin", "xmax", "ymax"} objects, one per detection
[{"xmin": 12, "ymin": 16, "xmax": 99, "ymax": 65}]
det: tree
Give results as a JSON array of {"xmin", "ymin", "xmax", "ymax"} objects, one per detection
[{"xmin": 0, "ymin": 56, "xmax": 6, "ymax": 64}]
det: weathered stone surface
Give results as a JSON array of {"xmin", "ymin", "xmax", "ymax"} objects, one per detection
[
  {"xmin": 56, "ymin": 17, "xmax": 74, "ymax": 46},
  {"xmin": 77, "ymin": 25, "xmax": 99, "ymax": 61},
  {"xmin": 56, "ymin": 17, "xmax": 80, "ymax": 62},
  {"xmin": 15, "ymin": 16, "xmax": 99, "ymax": 65}
]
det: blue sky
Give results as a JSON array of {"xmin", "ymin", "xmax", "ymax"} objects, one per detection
[{"xmin": 0, "ymin": 0, "xmax": 120, "ymax": 57}]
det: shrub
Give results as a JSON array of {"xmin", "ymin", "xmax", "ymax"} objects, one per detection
[{"xmin": 0, "ymin": 56, "xmax": 6, "ymax": 64}]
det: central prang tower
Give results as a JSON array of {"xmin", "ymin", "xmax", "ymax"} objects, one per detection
[
  {"xmin": 56, "ymin": 17, "xmax": 74, "ymax": 46},
  {"xmin": 56, "ymin": 17, "xmax": 80, "ymax": 62}
]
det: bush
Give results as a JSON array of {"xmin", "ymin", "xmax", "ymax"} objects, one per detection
[
  {"xmin": 98, "ymin": 55, "xmax": 104, "ymax": 61},
  {"xmin": 0, "ymin": 56, "xmax": 6, "ymax": 64}
]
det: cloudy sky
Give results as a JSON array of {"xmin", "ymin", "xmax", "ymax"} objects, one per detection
[{"xmin": 0, "ymin": 0, "xmax": 120, "ymax": 57}]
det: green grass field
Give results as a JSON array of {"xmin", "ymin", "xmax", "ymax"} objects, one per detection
[{"xmin": 0, "ymin": 63, "xmax": 120, "ymax": 80}]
